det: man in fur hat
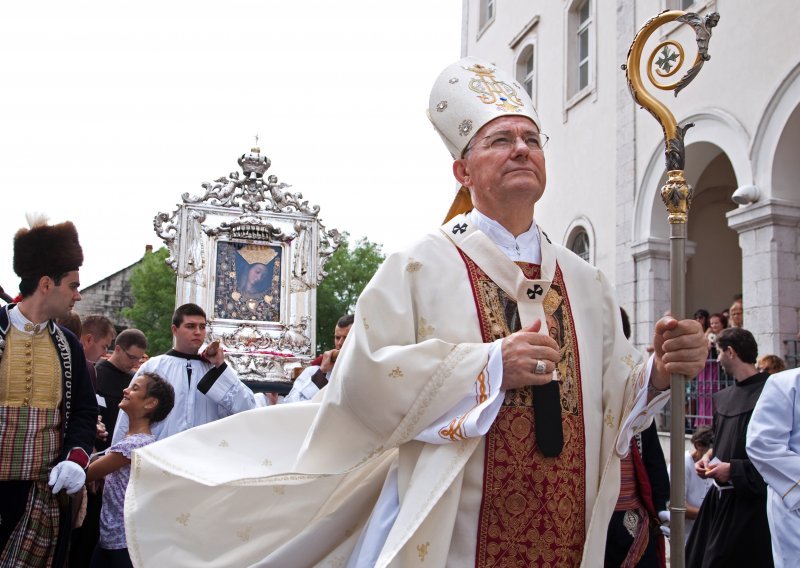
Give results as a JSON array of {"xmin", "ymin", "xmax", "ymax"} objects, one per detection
[
  {"xmin": 0, "ymin": 217, "xmax": 97, "ymax": 567},
  {"xmin": 124, "ymin": 58, "xmax": 706, "ymax": 567}
]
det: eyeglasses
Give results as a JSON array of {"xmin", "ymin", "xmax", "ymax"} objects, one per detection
[
  {"xmin": 468, "ymin": 130, "xmax": 549, "ymax": 154},
  {"xmin": 120, "ymin": 347, "xmax": 142, "ymax": 362}
]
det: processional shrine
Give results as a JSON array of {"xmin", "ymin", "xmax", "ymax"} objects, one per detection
[{"xmin": 154, "ymin": 144, "xmax": 340, "ymax": 392}]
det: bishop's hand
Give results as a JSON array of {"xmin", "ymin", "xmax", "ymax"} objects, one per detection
[
  {"xmin": 501, "ymin": 319, "xmax": 561, "ymax": 390},
  {"xmin": 651, "ymin": 316, "xmax": 706, "ymax": 390}
]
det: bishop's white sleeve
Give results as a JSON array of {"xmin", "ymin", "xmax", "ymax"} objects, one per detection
[
  {"xmin": 747, "ymin": 374, "xmax": 800, "ymax": 511},
  {"xmin": 615, "ymin": 355, "xmax": 669, "ymax": 456},
  {"xmin": 414, "ymin": 339, "xmax": 505, "ymax": 444}
]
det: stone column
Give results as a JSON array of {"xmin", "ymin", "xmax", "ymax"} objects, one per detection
[
  {"xmin": 615, "ymin": 0, "xmax": 637, "ymax": 314},
  {"xmin": 631, "ymin": 238, "xmax": 670, "ymax": 349},
  {"xmin": 727, "ymin": 198, "xmax": 800, "ymax": 356},
  {"xmin": 631, "ymin": 237, "xmax": 697, "ymax": 349}
]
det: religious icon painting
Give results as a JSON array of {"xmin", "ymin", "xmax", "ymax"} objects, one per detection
[{"xmin": 213, "ymin": 240, "xmax": 283, "ymax": 322}]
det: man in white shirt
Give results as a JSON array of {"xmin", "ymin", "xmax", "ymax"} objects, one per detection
[
  {"xmin": 112, "ymin": 303, "xmax": 262, "ymax": 443},
  {"xmin": 284, "ymin": 314, "xmax": 353, "ymax": 403}
]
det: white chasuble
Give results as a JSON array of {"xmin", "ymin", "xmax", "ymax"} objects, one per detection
[{"xmin": 126, "ymin": 215, "xmax": 657, "ymax": 567}]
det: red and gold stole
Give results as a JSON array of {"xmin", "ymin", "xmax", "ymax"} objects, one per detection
[{"xmin": 459, "ymin": 251, "xmax": 587, "ymax": 567}]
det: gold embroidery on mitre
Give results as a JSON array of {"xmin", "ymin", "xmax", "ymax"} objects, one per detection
[
  {"xmin": 362, "ymin": 317, "xmax": 369, "ymax": 330},
  {"xmin": 219, "ymin": 440, "xmax": 229, "ymax": 448},
  {"xmin": 622, "ymin": 354, "xmax": 636, "ymax": 369},
  {"xmin": 417, "ymin": 541, "xmax": 430, "ymax": 561},
  {"xmin": 238, "ymin": 245, "xmax": 278, "ymax": 266},
  {"xmin": 176, "ymin": 513, "xmax": 190, "ymax": 526},
  {"xmin": 406, "ymin": 259, "xmax": 422, "ymax": 272},
  {"xmin": 466, "ymin": 63, "xmax": 524, "ymax": 110},
  {"xmin": 262, "ymin": 458, "xmax": 272, "ymax": 467},
  {"xmin": 388, "ymin": 367, "xmax": 404, "ymax": 378},
  {"xmin": 272, "ymin": 486, "xmax": 285, "ymax": 495}
]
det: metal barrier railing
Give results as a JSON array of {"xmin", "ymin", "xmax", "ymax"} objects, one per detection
[
  {"xmin": 659, "ymin": 358, "xmax": 734, "ymax": 434},
  {"xmin": 659, "ymin": 343, "xmax": 800, "ymax": 434}
]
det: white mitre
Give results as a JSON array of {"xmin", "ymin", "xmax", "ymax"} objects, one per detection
[{"xmin": 427, "ymin": 56, "xmax": 541, "ymax": 158}]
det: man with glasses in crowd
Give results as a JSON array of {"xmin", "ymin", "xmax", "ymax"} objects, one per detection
[{"xmin": 95, "ymin": 329, "xmax": 149, "ymax": 450}]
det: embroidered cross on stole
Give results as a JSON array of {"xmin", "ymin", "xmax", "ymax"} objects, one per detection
[{"xmin": 460, "ymin": 253, "xmax": 587, "ymax": 567}]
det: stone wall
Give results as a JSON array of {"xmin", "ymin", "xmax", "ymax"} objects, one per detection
[{"xmin": 74, "ymin": 263, "xmax": 140, "ymax": 330}]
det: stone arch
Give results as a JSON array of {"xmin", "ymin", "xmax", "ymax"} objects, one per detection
[
  {"xmin": 752, "ymin": 60, "xmax": 800, "ymax": 204},
  {"xmin": 633, "ymin": 109, "xmax": 752, "ymax": 244}
]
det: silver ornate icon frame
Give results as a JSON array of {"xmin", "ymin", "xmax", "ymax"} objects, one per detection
[{"xmin": 154, "ymin": 146, "xmax": 340, "ymax": 383}]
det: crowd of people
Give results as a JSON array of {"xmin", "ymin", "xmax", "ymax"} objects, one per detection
[
  {"xmin": 690, "ymin": 299, "xmax": 787, "ymax": 430},
  {"xmin": 0, "ymin": 56, "xmax": 797, "ymax": 568}
]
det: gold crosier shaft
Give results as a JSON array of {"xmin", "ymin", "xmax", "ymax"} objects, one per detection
[{"xmin": 624, "ymin": 9, "xmax": 719, "ymax": 565}]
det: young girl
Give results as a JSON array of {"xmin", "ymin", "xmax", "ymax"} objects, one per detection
[{"xmin": 87, "ymin": 372, "xmax": 175, "ymax": 568}]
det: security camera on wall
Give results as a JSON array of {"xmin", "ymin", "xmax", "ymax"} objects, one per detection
[{"xmin": 731, "ymin": 185, "xmax": 759, "ymax": 205}]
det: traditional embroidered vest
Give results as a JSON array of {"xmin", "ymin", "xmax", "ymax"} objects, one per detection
[
  {"xmin": 460, "ymin": 253, "xmax": 587, "ymax": 566},
  {"xmin": 0, "ymin": 311, "xmax": 66, "ymax": 480}
]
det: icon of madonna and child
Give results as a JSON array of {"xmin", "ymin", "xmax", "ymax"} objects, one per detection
[{"xmin": 213, "ymin": 241, "xmax": 282, "ymax": 322}]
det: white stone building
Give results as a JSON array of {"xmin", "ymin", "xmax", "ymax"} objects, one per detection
[{"xmin": 460, "ymin": 0, "xmax": 799, "ymax": 359}]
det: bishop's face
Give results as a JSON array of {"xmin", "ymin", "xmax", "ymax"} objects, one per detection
[{"xmin": 453, "ymin": 115, "xmax": 547, "ymax": 215}]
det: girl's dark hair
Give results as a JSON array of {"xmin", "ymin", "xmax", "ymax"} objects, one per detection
[
  {"xmin": 709, "ymin": 312, "xmax": 728, "ymax": 328},
  {"xmin": 691, "ymin": 425, "xmax": 714, "ymax": 449},
  {"xmin": 141, "ymin": 372, "xmax": 175, "ymax": 423}
]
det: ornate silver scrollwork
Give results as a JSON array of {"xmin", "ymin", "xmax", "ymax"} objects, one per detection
[
  {"xmin": 154, "ymin": 144, "xmax": 339, "ymax": 382},
  {"xmin": 181, "ymin": 147, "xmax": 322, "ymax": 215},
  {"xmin": 318, "ymin": 227, "xmax": 342, "ymax": 283},
  {"xmin": 153, "ymin": 207, "xmax": 181, "ymax": 271}
]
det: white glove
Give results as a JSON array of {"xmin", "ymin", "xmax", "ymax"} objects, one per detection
[
  {"xmin": 48, "ymin": 460, "xmax": 86, "ymax": 495},
  {"xmin": 658, "ymin": 510, "xmax": 670, "ymax": 524},
  {"xmin": 660, "ymin": 525, "xmax": 671, "ymax": 538}
]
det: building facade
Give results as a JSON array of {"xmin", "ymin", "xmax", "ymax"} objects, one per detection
[
  {"xmin": 461, "ymin": 0, "xmax": 799, "ymax": 357},
  {"xmin": 73, "ymin": 245, "xmax": 153, "ymax": 330}
]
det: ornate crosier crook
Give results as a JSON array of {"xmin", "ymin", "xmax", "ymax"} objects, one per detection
[{"xmin": 623, "ymin": 10, "xmax": 719, "ymax": 565}]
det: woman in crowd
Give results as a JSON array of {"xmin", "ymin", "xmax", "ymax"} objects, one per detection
[
  {"xmin": 694, "ymin": 309, "xmax": 710, "ymax": 333},
  {"xmin": 728, "ymin": 301, "xmax": 744, "ymax": 328},
  {"xmin": 757, "ymin": 354, "xmax": 786, "ymax": 375},
  {"xmin": 695, "ymin": 312, "xmax": 728, "ymax": 426}
]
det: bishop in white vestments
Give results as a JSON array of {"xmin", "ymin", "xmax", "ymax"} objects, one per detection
[{"xmin": 124, "ymin": 57, "xmax": 707, "ymax": 567}]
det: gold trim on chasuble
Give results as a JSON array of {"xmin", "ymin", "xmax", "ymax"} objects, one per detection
[{"xmin": 458, "ymin": 251, "xmax": 586, "ymax": 567}]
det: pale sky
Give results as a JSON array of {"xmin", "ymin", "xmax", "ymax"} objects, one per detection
[{"xmin": 0, "ymin": 1, "xmax": 462, "ymax": 295}]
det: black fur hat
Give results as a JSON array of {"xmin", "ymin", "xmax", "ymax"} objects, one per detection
[{"xmin": 13, "ymin": 215, "xmax": 84, "ymax": 279}]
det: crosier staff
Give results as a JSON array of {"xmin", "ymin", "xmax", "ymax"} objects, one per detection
[{"xmin": 623, "ymin": 10, "xmax": 720, "ymax": 565}]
